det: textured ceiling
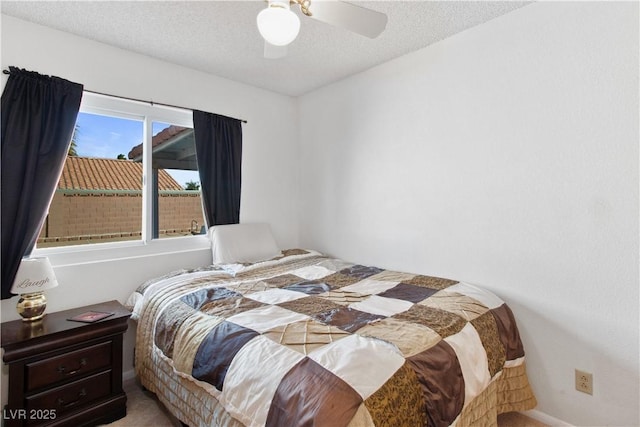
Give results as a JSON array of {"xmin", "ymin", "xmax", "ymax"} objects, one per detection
[{"xmin": 1, "ymin": 1, "xmax": 531, "ymax": 96}]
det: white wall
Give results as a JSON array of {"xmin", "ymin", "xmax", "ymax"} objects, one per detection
[
  {"xmin": 0, "ymin": 14, "xmax": 300, "ymax": 400},
  {"xmin": 298, "ymin": 2, "xmax": 638, "ymax": 426}
]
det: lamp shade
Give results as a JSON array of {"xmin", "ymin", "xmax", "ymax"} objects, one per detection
[
  {"xmin": 10, "ymin": 257, "xmax": 59, "ymax": 294},
  {"xmin": 257, "ymin": 2, "xmax": 301, "ymax": 46}
]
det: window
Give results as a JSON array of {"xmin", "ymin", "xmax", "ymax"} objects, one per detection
[
  {"xmin": 36, "ymin": 92, "xmax": 204, "ymax": 249},
  {"xmin": 151, "ymin": 122, "xmax": 205, "ymax": 238}
]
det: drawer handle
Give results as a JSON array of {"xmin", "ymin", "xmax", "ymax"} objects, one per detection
[
  {"xmin": 57, "ymin": 358, "xmax": 87, "ymax": 376},
  {"xmin": 57, "ymin": 388, "xmax": 87, "ymax": 408}
]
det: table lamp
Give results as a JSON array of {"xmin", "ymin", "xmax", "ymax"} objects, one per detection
[{"xmin": 10, "ymin": 256, "xmax": 59, "ymax": 321}]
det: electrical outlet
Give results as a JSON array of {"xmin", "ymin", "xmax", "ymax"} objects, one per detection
[{"xmin": 575, "ymin": 369, "xmax": 593, "ymax": 395}]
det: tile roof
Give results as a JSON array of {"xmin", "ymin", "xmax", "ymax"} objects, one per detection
[
  {"xmin": 128, "ymin": 125, "xmax": 191, "ymax": 160},
  {"xmin": 58, "ymin": 156, "xmax": 183, "ymax": 191}
]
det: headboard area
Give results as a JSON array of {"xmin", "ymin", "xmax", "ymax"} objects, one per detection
[{"xmin": 209, "ymin": 223, "xmax": 281, "ymax": 265}]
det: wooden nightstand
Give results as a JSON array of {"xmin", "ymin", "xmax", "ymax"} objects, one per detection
[{"xmin": 1, "ymin": 300, "xmax": 131, "ymax": 427}]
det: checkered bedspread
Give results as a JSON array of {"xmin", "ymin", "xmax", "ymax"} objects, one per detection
[{"xmin": 130, "ymin": 249, "xmax": 534, "ymax": 427}]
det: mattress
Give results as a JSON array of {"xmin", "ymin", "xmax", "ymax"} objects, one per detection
[{"xmin": 128, "ymin": 249, "xmax": 536, "ymax": 427}]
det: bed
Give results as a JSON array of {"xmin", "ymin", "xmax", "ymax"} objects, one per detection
[{"xmin": 127, "ymin": 224, "xmax": 536, "ymax": 427}]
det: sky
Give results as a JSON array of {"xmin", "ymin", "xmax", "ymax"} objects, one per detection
[{"xmin": 75, "ymin": 112, "xmax": 200, "ymax": 188}]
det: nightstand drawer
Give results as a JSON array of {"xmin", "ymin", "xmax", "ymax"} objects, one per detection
[
  {"xmin": 25, "ymin": 370, "xmax": 112, "ymax": 423},
  {"xmin": 26, "ymin": 341, "xmax": 112, "ymax": 391}
]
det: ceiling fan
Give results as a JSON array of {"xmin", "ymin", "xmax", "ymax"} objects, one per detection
[{"xmin": 257, "ymin": 0, "xmax": 388, "ymax": 59}]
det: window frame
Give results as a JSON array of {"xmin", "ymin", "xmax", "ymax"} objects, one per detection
[{"xmin": 33, "ymin": 92, "xmax": 210, "ymax": 265}]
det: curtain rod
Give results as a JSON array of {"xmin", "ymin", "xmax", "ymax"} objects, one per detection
[
  {"xmin": 84, "ymin": 89, "xmax": 248, "ymax": 124},
  {"xmin": 2, "ymin": 69, "xmax": 247, "ymax": 124}
]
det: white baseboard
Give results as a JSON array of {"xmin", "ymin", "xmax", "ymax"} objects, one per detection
[
  {"xmin": 122, "ymin": 368, "xmax": 136, "ymax": 383},
  {"xmin": 525, "ymin": 409, "xmax": 574, "ymax": 426}
]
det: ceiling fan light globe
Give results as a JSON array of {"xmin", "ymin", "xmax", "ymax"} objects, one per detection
[{"xmin": 257, "ymin": 6, "xmax": 300, "ymax": 47}]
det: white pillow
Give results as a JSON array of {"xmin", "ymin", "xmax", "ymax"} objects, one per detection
[{"xmin": 209, "ymin": 223, "xmax": 281, "ymax": 264}]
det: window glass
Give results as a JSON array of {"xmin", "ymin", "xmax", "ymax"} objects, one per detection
[
  {"xmin": 36, "ymin": 97, "xmax": 202, "ymax": 250},
  {"xmin": 148, "ymin": 122, "xmax": 205, "ymax": 238},
  {"xmin": 37, "ymin": 112, "xmax": 144, "ymax": 248}
]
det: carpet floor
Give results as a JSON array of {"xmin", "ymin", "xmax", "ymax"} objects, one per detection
[{"xmin": 103, "ymin": 379, "xmax": 547, "ymax": 427}]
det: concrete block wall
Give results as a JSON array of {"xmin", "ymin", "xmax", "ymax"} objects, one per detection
[{"xmin": 38, "ymin": 191, "xmax": 204, "ymax": 246}]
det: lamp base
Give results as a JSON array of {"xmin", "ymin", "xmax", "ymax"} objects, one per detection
[{"xmin": 16, "ymin": 292, "xmax": 47, "ymax": 322}]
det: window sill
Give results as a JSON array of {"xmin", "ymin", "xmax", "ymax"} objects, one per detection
[{"xmin": 34, "ymin": 235, "xmax": 211, "ymax": 267}]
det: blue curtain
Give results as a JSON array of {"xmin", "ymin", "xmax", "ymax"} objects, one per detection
[
  {"xmin": 192, "ymin": 111, "xmax": 243, "ymax": 227},
  {"xmin": 1, "ymin": 67, "xmax": 83, "ymax": 299}
]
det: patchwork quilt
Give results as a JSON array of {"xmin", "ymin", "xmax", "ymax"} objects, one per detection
[{"xmin": 129, "ymin": 249, "xmax": 536, "ymax": 427}]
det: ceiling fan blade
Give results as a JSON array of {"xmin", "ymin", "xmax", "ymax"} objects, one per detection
[
  {"xmin": 264, "ymin": 41, "xmax": 287, "ymax": 59},
  {"xmin": 307, "ymin": 0, "xmax": 387, "ymax": 39}
]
